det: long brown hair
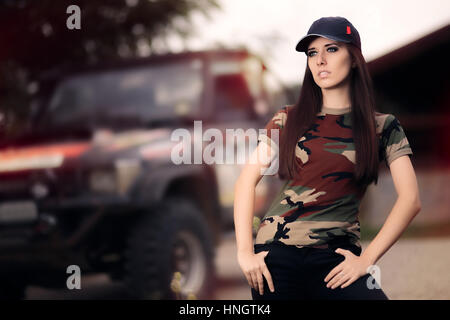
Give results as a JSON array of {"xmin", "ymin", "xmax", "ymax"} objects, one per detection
[{"xmin": 278, "ymin": 43, "xmax": 380, "ymax": 190}]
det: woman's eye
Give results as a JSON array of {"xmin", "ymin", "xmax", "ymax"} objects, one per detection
[{"xmin": 307, "ymin": 47, "xmax": 338, "ymax": 57}]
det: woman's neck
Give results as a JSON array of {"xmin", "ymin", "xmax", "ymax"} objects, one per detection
[
  {"xmin": 321, "ymin": 105, "xmax": 351, "ymax": 115},
  {"xmin": 321, "ymin": 82, "xmax": 352, "ymax": 110}
]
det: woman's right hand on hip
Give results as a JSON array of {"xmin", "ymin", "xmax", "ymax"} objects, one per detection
[{"xmin": 237, "ymin": 250, "xmax": 275, "ymax": 295}]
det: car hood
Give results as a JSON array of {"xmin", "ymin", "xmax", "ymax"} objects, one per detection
[{"xmin": 0, "ymin": 128, "xmax": 175, "ymax": 173}]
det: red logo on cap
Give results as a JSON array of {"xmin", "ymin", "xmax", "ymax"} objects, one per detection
[{"xmin": 346, "ymin": 26, "xmax": 351, "ymax": 34}]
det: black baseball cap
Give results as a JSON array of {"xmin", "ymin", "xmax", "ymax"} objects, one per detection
[{"xmin": 295, "ymin": 16, "xmax": 361, "ymax": 53}]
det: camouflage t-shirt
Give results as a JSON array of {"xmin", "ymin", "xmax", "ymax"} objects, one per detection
[{"xmin": 255, "ymin": 105, "xmax": 413, "ymax": 249}]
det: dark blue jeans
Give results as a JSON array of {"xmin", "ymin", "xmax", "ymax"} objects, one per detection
[{"xmin": 251, "ymin": 242, "xmax": 389, "ymax": 300}]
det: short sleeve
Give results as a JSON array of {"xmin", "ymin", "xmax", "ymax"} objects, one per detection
[
  {"xmin": 257, "ymin": 106, "xmax": 289, "ymax": 149},
  {"xmin": 381, "ymin": 114, "xmax": 413, "ymax": 167}
]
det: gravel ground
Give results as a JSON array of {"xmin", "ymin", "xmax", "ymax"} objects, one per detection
[{"xmin": 368, "ymin": 237, "xmax": 450, "ymax": 299}]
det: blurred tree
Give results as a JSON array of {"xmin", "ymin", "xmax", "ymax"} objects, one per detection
[{"xmin": 0, "ymin": 0, "xmax": 220, "ymax": 136}]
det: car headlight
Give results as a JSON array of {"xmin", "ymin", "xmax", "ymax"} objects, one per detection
[
  {"xmin": 89, "ymin": 159, "xmax": 142, "ymax": 195},
  {"xmin": 114, "ymin": 159, "xmax": 142, "ymax": 196},
  {"xmin": 89, "ymin": 170, "xmax": 117, "ymax": 194}
]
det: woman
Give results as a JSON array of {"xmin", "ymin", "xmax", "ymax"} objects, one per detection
[{"xmin": 233, "ymin": 16, "xmax": 421, "ymax": 300}]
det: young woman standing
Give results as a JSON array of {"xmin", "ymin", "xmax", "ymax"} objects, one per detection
[{"xmin": 233, "ymin": 16, "xmax": 421, "ymax": 300}]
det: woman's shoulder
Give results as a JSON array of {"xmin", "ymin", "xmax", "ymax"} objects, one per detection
[
  {"xmin": 374, "ymin": 111, "xmax": 413, "ymax": 165},
  {"xmin": 267, "ymin": 104, "xmax": 295, "ymax": 128},
  {"xmin": 374, "ymin": 111, "xmax": 397, "ymax": 135}
]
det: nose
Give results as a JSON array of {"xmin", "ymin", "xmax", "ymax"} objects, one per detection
[{"xmin": 316, "ymin": 50, "xmax": 326, "ymax": 65}]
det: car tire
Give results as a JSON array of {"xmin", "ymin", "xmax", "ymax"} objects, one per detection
[{"xmin": 124, "ymin": 197, "xmax": 216, "ymax": 300}]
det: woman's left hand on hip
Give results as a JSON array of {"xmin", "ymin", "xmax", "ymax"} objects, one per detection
[{"xmin": 324, "ymin": 248, "xmax": 372, "ymax": 289}]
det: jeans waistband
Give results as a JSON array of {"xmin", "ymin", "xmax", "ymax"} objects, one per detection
[{"xmin": 254, "ymin": 241, "xmax": 362, "ymax": 256}]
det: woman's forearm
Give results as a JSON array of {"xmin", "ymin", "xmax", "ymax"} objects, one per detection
[
  {"xmin": 233, "ymin": 178, "xmax": 256, "ymax": 254},
  {"xmin": 360, "ymin": 196, "xmax": 421, "ymax": 265}
]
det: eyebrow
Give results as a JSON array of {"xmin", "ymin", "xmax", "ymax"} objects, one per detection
[{"xmin": 307, "ymin": 43, "xmax": 340, "ymax": 52}]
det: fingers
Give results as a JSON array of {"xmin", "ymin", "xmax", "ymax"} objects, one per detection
[
  {"xmin": 243, "ymin": 251, "xmax": 274, "ymax": 295},
  {"xmin": 244, "ymin": 273, "xmax": 253, "ymax": 288},
  {"xmin": 262, "ymin": 265, "xmax": 275, "ymax": 293},
  {"xmin": 327, "ymin": 272, "xmax": 349, "ymax": 289},
  {"xmin": 242, "ymin": 267, "xmax": 259, "ymax": 291},
  {"xmin": 247, "ymin": 270, "xmax": 263, "ymax": 294},
  {"xmin": 335, "ymin": 248, "xmax": 350, "ymax": 257},
  {"xmin": 250, "ymin": 271, "xmax": 259, "ymax": 292},
  {"xmin": 256, "ymin": 270, "xmax": 264, "ymax": 295},
  {"xmin": 254, "ymin": 253, "xmax": 271, "ymax": 295},
  {"xmin": 324, "ymin": 264, "xmax": 343, "ymax": 283},
  {"xmin": 340, "ymin": 276, "xmax": 357, "ymax": 289}
]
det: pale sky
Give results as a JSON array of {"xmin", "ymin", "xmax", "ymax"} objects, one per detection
[{"xmin": 167, "ymin": 0, "xmax": 450, "ymax": 86}]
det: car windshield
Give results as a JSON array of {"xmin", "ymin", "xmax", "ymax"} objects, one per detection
[{"xmin": 44, "ymin": 59, "xmax": 204, "ymax": 128}]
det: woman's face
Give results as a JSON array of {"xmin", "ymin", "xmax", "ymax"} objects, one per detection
[{"xmin": 307, "ymin": 36, "xmax": 355, "ymax": 89}]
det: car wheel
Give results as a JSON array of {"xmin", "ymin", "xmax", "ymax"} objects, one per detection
[{"xmin": 124, "ymin": 198, "xmax": 216, "ymax": 299}]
